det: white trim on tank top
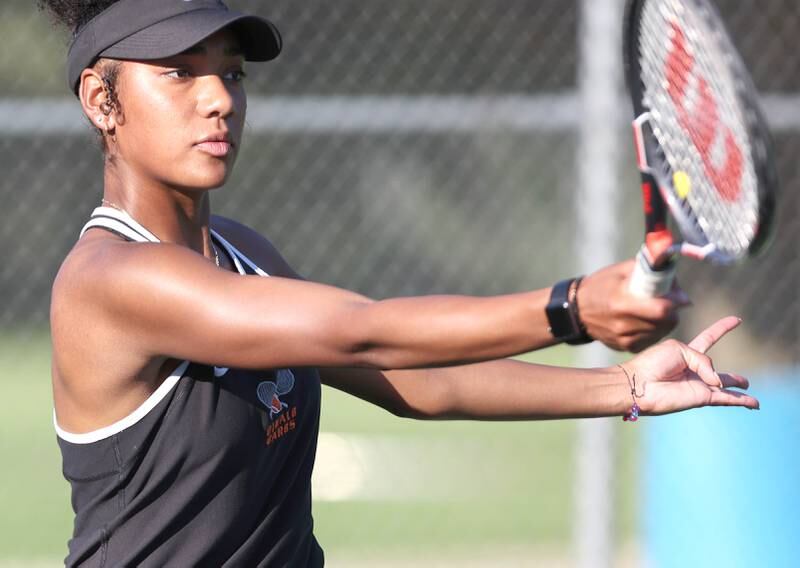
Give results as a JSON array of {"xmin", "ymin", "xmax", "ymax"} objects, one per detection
[
  {"xmin": 81, "ymin": 207, "xmax": 160, "ymax": 241},
  {"xmin": 55, "ymin": 212, "xmax": 272, "ymax": 442},
  {"xmin": 54, "ymin": 360, "xmax": 190, "ymax": 444},
  {"xmin": 80, "ymin": 217, "xmax": 152, "ymax": 243},
  {"xmin": 210, "ymin": 229, "xmax": 271, "ymax": 277}
]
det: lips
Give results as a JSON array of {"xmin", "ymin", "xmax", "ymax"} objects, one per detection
[{"xmin": 195, "ymin": 135, "xmax": 234, "ymax": 157}]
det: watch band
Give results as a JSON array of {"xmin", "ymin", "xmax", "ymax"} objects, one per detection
[{"xmin": 545, "ymin": 277, "xmax": 593, "ymax": 345}]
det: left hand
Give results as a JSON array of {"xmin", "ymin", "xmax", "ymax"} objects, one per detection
[
  {"xmin": 623, "ymin": 316, "xmax": 759, "ymax": 416},
  {"xmin": 578, "ymin": 259, "xmax": 692, "ymax": 352}
]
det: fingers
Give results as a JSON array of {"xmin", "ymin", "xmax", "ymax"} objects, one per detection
[
  {"xmin": 707, "ymin": 389, "xmax": 760, "ymax": 410},
  {"xmin": 623, "ymin": 296, "xmax": 686, "ymax": 322},
  {"xmin": 621, "ymin": 268, "xmax": 690, "ymax": 317},
  {"xmin": 613, "ymin": 284, "xmax": 689, "ymax": 326},
  {"xmin": 719, "ymin": 372, "xmax": 749, "ymax": 390},
  {"xmin": 687, "ymin": 316, "xmax": 742, "ymax": 354},
  {"xmin": 581, "ymin": 262, "xmax": 693, "ymax": 354},
  {"xmin": 708, "ymin": 373, "xmax": 758, "ymax": 409},
  {"xmin": 680, "ymin": 345, "xmax": 723, "ymax": 389}
]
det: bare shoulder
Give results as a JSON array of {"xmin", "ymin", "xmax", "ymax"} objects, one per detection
[
  {"xmin": 52, "ymin": 229, "xmax": 183, "ymax": 312},
  {"xmin": 52, "ymin": 230, "xmax": 132, "ymax": 315},
  {"xmin": 50, "ymin": 230, "xmax": 175, "ymax": 365},
  {"xmin": 211, "ymin": 215, "xmax": 302, "ymax": 279},
  {"xmin": 51, "ymin": 228, "xmax": 213, "ymax": 367}
]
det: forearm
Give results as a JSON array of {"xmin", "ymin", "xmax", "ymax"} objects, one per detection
[
  {"xmin": 321, "ymin": 361, "xmax": 631, "ymax": 420},
  {"xmin": 424, "ymin": 360, "xmax": 630, "ymax": 420},
  {"xmin": 352, "ymin": 289, "xmax": 559, "ymax": 369}
]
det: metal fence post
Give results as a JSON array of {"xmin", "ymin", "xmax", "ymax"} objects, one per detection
[{"xmin": 575, "ymin": 1, "xmax": 624, "ymax": 567}]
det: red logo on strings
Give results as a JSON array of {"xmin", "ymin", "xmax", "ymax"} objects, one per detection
[{"xmin": 665, "ymin": 22, "xmax": 743, "ymax": 202}]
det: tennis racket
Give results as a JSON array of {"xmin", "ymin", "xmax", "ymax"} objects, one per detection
[{"xmin": 623, "ymin": 0, "xmax": 777, "ymax": 297}]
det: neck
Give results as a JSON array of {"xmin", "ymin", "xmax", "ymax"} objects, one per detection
[{"xmin": 102, "ymin": 162, "xmax": 214, "ymax": 258}]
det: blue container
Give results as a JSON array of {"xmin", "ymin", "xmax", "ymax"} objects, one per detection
[{"xmin": 644, "ymin": 374, "xmax": 800, "ymax": 568}]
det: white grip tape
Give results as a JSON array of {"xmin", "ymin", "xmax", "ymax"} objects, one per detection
[{"xmin": 629, "ymin": 248, "xmax": 676, "ymax": 298}]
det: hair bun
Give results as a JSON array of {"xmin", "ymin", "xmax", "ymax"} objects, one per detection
[{"xmin": 38, "ymin": 0, "xmax": 120, "ymax": 34}]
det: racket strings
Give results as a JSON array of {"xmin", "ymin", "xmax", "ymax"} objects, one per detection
[{"xmin": 637, "ymin": 0, "xmax": 760, "ymax": 257}]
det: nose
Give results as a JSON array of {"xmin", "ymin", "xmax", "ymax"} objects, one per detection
[{"xmin": 196, "ymin": 75, "xmax": 237, "ymax": 119}]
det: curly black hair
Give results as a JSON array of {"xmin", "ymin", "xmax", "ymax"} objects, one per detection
[
  {"xmin": 37, "ymin": 0, "xmax": 119, "ymax": 35},
  {"xmin": 39, "ymin": 1, "xmax": 123, "ymax": 152}
]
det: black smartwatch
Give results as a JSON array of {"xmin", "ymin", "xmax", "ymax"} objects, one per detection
[{"xmin": 545, "ymin": 277, "xmax": 593, "ymax": 345}]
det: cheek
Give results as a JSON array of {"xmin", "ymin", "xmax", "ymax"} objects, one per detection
[
  {"xmin": 134, "ymin": 91, "xmax": 189, "ymax": 141},
  {"xmin": 120, "ymin": 90, "xmax": 194, "ymax": 163}
]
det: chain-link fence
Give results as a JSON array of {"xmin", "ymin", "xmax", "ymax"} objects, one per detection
[{"xmin": 0, "ymin": 0, "xmax": 797, "ymax": 565}]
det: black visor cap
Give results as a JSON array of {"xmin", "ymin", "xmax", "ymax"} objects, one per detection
[{"xmin": 67, "ymin": 0, "xmax": 281, "ymax": 94}]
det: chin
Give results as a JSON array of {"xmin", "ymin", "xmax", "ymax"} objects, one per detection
[
  {"xmin": 180, "ymin": 168, "xmax": 232, "ymax": 190},
  {"xmin": 194, "ymin": 177, "xmax": 229, "ymax": 191}
]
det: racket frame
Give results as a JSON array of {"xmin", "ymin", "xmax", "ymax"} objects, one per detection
[{"xmin": 623, "ymin": 0, "xmax": 778, "ymax": 296}]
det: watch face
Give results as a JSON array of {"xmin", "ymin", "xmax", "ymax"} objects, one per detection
[{"xmin": 546, "ymin": 278, "xmax": 580, "ymax": 340}]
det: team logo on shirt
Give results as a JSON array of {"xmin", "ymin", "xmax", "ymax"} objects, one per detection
[
  {"xmin": 259, "ymin": 369, "xmax": 299, "ymax": 446},
  {"xmin": 257, "ymin": 369, "xmax": 295, "ymax": 419}
]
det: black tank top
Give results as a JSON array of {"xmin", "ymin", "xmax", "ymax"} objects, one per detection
[{"xmin": 55, "ymin": 207, "xmax": 324, "ymax": 567}]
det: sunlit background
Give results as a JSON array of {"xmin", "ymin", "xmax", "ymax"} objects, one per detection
[{"xmin": 1, "ymin": 1, "xmax": 797, "ymax": 566}]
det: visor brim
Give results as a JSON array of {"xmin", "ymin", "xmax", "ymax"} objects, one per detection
[{"xmin": 99, "ymin": 10, "xmax": 282, "ymax": 63}]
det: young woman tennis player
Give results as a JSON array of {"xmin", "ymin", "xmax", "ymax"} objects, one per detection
[{"xmin": 43, "ymin": 0, "xmax": 758, "ymax": 565}]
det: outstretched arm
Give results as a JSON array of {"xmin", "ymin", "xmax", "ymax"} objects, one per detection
[
  {"xmin": 61, "ymin": 226, "xmax": 685, "ymax": 373},
  {"xmin": 206, "ymin": 219, "xmax": 690, "ymax": 356},
  {"xmin": 191, "ymin": 220, "xmax": 691, "ymax": 364},
  {"xmin": 56, "ymin": 231, "xmax": 571, "ymax": 372},
  {"xmin": 321, "ymin": 316, "xmax": 758, "ymax": 420}
]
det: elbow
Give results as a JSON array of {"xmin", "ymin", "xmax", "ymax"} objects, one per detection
[
  {"xmin": 385, "ymin": 400, "xmax": 439, "ymax": 420},
  {"xmin": 387, "ymin": 372, "xmax": 458, "ymax": 421},
  {"xmin": 350, "ymin": 346, "xmax": 407, "ymax": 371},
  {"xmin": 336, "ymin": 300, "xmax": 429, "ymax": 370},
  {"xmin": 333, "ymin": 301, "xmax": 397, "ymax": 369}
]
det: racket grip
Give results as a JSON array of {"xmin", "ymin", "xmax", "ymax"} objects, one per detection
[{"xmin": 629, "ymin": 246, "xmax": 676, "ymax": 298}]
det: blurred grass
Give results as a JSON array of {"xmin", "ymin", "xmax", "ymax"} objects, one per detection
[
  {"xmin": 0, "ymin": 333, "xmax": 72, "ymax": 560},
  {"xmin": 0, "ymin": 333, "xmax": 637, "ymax": 564}
]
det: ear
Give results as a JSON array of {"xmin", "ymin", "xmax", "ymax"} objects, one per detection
[{"xmin": 79, "ymin": 67, "xmax": 117, "ymax": 133}]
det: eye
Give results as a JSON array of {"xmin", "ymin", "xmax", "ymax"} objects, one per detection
[
  {"xmin": 164, "ymin": 68, "xmax": 192, "ymax": 80},
  {"xmin": 225, "ymin": 69, "xmax": 248, "ymax": 83}
]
